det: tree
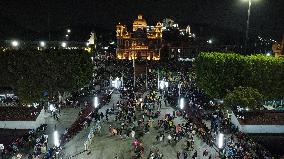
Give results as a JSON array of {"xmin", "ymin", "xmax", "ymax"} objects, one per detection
[
  {"xmin": 195, "ymin": 52, "xmax": 284, "ymax": 100},
  {"xmin": 224, "ymin": 86, "xmax": 264, "ymax": 110},
  {"xmin": 0, "ymin": 49, "xmax": 93, "ymax": 104}
]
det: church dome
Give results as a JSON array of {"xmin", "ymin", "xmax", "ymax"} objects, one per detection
[{"xmin": 133, "ymin": 15, "xmax": 147, "ymax": 31}]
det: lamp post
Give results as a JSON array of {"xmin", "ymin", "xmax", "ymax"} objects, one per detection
[
  {"xmin": 53, "ymin": 130, "xmax": 60, "ymax": 147},
  {"xmin": 217, "ymin": 133, "xmax": 224, "ymax": 157},
  {"xmin": 40, "ymin": 41, "xmax": 46, "ymax": 47},
  {"xmin": 93, "ymin": 96, "xmax": 99, "ymax": 108},
  {"xmin": 243, "ymin": 0, "xmax": 257, "ymax": 52},
  {"xmin": 11, "ymin": 40, "xmax": 19, "ymax": 47},
  {"xmin": 133, "ymin": 56, "xmax": 136, "ymax": 88},
  {"xmin": 179, "ymin": 97, "xmax": 185, "ymax": 109},
  {"xmin": 61, "ymin": 42, "xmax": 67, "ymax": 48}
]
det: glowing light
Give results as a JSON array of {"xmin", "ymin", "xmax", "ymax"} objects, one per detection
[
  {"xmin": 218, "ymin": 133, "xmax": 224, "ymax": 149},
  {"xmin": 61, "ymin": 42, "xmax": 67, "ymax": 48},
  {"xmin": 11, "ymin": 40, "xmax": 19, "ymax": 47},
  {"xmin": 266, "ymin": 53, "xmax": 271, "ymax": 56},
  {"xmin": 40, "ymin": 41, "xmax": 45, "ymax": 47},
  {"xmin": 65, "ymin": 34, "xmax": 69, "ymax": 37},
  {"xmin": 54, "ymin": 131, "xmax": 60, "ymax": 147},
  {"xmin": 67, "ymin": 29, "xmax": 71, "ymax": 33},
  {"xmin": 207, "ymin": 39, "xmax": 213, "ymax": 44},
  {"xmin": 94, "ymin": 96, "xmax": 98, "ymax": 108},
  {"xmin": 160, "ymin": 80, "xmax": 165, "ymax": 89},
  {"xmin": 180, "ymin": 98, "xmax": 185, "ymax": 109}
]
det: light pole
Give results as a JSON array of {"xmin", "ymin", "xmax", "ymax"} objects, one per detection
[
  {"xmin": 11, "ymin": 40, "xmax": 19, "ymax": 47},
  {"xmin": 243, "ymin": 0, "xmax": 257, "ymax": 52},
  {"xmin": 217, "ymin": 133, "xmax": 224, "ymax": 157},
  {"xmin": 133, "ymin": 55, "xmax": 136, "ymax": 88},
  {"xmin": 179, "ymin": 97, "xmax": 185, "ymax": 109},
  {"xmin": 93, "ymin": 96, "xmax": 99, "ymax": 108}
]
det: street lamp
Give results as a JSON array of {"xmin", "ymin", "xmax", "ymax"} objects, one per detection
[
  {"xmin": 159, "ymin": 80, "xmax": 165, "ymax": 90},
  {"xmin": 40, "ymin": 41, "xmax": 45, "ymax": 47},
  {"xmin": 217, "ymin": 133, "xmax": 224, "ymax": 157},
  {"xmin": 11, "ymin": 40, "xmax": 19, "ymax": 47},
  {"xmin": 53, "ymin": 130, "xmax": 60, "ymax": 147},
  {"xmin": 207, "ymin": 39, "xmax": 213, "ymax": 44},
  {"xmin": 67, "ymin": 29, "xmax": 71, "ymax": 33},
  {"xmin": 179, "ymin": 97, "xmax": 185, "ymax": 109},
  {"xmin": 61, "ymin": 42, "xmax": 67, "ymax": 48},
  {"xmin": 242, "ymin": 0, "xmax": 258, "ymax": 51},
  {"xmin": 217, "ymin": 133, "xmax": 224, "ymax": 149},
  {"xmin": 93, "ymin": 96, "xmax": 99, "ymax": 108}
]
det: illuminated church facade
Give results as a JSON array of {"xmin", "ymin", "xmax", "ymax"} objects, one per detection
[{"xmin": 116, "ymin": 15, "xmax": 162, "ymax": 60}]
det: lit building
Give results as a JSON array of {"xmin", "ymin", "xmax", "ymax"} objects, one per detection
[{"xmin": 116, "ymin": 15, "xmax": 162, "ymax": 60}]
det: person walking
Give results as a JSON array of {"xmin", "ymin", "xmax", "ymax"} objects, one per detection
[
  {"xmin": 177, "ymin": 151, "xmax": 181, "ymax": 159},
  {"xmin": 183, "ymin": 151, "xmax": 188, "ymax": 159},
  {"xmin": 192, "ymin": 150, "xmax": 197, "ymax": 159},
  {"xmin": 203, "ymin": 149, "xmax": 208, "ymax": 156}
]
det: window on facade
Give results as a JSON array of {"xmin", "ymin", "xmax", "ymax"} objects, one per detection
[{"xmin": 125, "ymin": 40, "xmax": 129, "ymax": 47}]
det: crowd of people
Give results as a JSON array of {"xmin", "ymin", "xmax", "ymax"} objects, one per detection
[
  {"xmin": 1, "ymin": 59, "xmax": 280, "ymax": 158},
  {"xmin": 163, "ymin": 73, "xmax": 275, "ymax": 158}
]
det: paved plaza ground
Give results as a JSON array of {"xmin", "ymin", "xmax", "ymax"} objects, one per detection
[{"xmin": 58, "ymin": 92, "xmax": 219, "ymax": 159}]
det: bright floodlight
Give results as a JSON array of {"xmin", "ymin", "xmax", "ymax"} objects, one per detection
[
  {"xmin": 11, "ymin": 40, "xmax": 19, "ymax": 47},
  {"xmin": 40, "ymin": 41, "xmax": 45, "ymax": 47},
  {"xmin": 67, "ymin": 29, "xmax": 71, "ymax": 33},
  {"xmin": 114, "ymin": 77, "xmax": 120, "ymax": 88},
  {"xmin": 160, "ymin": 80, "xmax": 165, "ymax": 89},
  {"xmin": 165, "ymin": 82, "xmax": 169, "ymax": 88},
  {"xmin": 218, "ymin": 133, "xmax": 224, "ymax": 149},
  {"xmin": 207, "ymin": 39, "xmax": 213, "ymax": 44},
  {"xmin": 180, "ymin": 98, "xmax": 185, "ymax": 109},
  {"xmin": 93, "ymin": 96, "xmax": 98, "ymax": 108},
  {"xmin": 54, "ymin": 131, "xmax": 60, "ymax": 147},
  {"xmin": 61, "ymin": 42, "xmax": 67, "ymax": 48},
  {"xmin": 266, "ymin": 53, "xmax": 271, "ymax": 56}
]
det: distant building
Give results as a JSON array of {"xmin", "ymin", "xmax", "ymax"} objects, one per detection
[
  {"xmin": 116, "ymin": 15, "xmax": 162, "ymax": 60},
  {"xmin": 272, "ymin": 35, "xmax": 284, "ymax": 58},
  {"xmin": 162, "ymin": 18, "xmax": 178, "ymax": 29}
]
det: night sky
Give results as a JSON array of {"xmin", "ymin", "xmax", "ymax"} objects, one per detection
[{"xmin": 0, "ymin": 0, "xmax": 283, "ymax": 40}]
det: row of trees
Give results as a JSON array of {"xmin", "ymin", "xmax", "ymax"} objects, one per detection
[
  {"xmin": 0, "ymin": 49, "xmax": 93, "ymax": 103},
  {"xmin": 195, "ymin": 52, "xmax": 284, "ymax": 100}
]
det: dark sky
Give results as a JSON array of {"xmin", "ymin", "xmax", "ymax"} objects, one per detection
[{"xmin": 0, "ymin": 0, "xmax": 283, "ymax": 40}]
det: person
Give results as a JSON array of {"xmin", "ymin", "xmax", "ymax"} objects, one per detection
[
  {"xmin": 84, "ymin": 140, "xmax": 89, "ymax": 151},
  {"xmin": 100, "ymin": 112, "xmax": 104, "ymax": 120},
  {"xmin": 177, "ymin": 151, "xmax": 181, "ymax": 159},
  {"xmin": 183, "ymin": 151, "xmax": 188, "ymax": 159},
  {"xmin": 192, "ymin": 150, "xmax": 197, "ymax": 159},
  {"xmin": 203, "ymin": 149, "xmax": 208, "ymax": 156},
  {"xmin": 156, "ymin": 135, "xmax": 159, "ymax": 142}
]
